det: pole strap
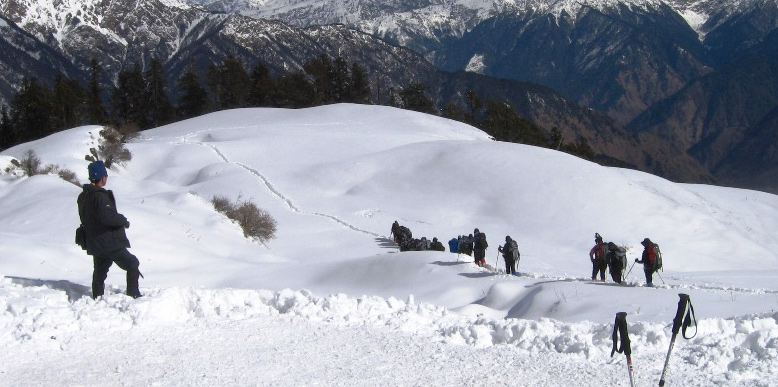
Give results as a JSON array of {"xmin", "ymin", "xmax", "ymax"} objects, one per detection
[{"xmin": 611, "ymin": 312, "xmax": 631, "ymax": 358}]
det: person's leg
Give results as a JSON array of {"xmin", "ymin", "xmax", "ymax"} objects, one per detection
[
  {"xmin": 105, "ymin": 248, "xmax": 142, "ymax": 297},
  {"xmin": 92, "ymin": 255, "xmax": 113, "ymax": 299}
]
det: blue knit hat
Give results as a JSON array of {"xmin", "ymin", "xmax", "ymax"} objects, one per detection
[{"xmin": 88, "ymin": 160, "xmax": 108, "ymax": 181}]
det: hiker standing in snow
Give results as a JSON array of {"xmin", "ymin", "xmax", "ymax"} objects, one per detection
[
  {"xmin": 430, "ymin": 237, "xmax": 446, "ymax": 251},
  {"xmin": 391, "ymin": 221, "xmax": 400, "ymax": 243},
  {"xmin": 473, "ymin": 228, "xmax": 488, "ymax": 267},
  {"xmin": 498, "ymin": 235, "xmax": 520, "ymax": 275},
  {"xmin": 589, "ymin": 233, "xmax": 607, "ymax": 282},
  {"xmin": 605, "ymin": 242, "xmax": 627, "ymax": 284},
  {"xmin": 448, "ymin": 237, "xmax": 459, "ymax": 253},
  {"xmin": 459, "ymin": 234, "xmax": 474, "ymax": 256},
  {"xmin": 77, "ymin": 160, "xmax": 143, "ymax": 299},
  {"xmin": 635, "ymin": 237, "xmax": 658, "ymax": 287}
]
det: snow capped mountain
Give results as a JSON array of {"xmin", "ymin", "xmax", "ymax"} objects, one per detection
[{"xmin": 185, "ymin": 0, "xmax": 763, "ymax": 48}]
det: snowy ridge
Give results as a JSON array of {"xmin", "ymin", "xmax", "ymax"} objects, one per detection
[
  {"xmin": 3, "ymin": 278, "xmax": 777, "ymax": 377},
  {"xmin": 187, "ymin": 0, "xmax": 722, "ymax": 41},
  {"xmin": 2, "ymin": 105, "xmax": 778, "ymax": 385}
]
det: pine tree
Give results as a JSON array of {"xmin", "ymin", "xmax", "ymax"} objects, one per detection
[
  {"xmin": 399, "ymin": 82, "xmax": 435, "ymax": 114},
  {"xmin": 211, "ymin": 56, "xmax": 250, "ymax": 110},
  {"xmin": 248, "ymin": 61, "xmax": 275, "ymax": 107},
  {"xmin": 0, "ymin": 105, "xmax": 15, "ymax": 150},
  {"xmin": 10, "ymin": 77, "xmax": 54, "ymax": 143},
  {"xmin": 177, "ymin": 61, "xmax": 209, "ymax": 119},
  {"xmin": 304, "ymin": 55, "xmax": 335, "ymax": 104},
  {"xmin": 331, "ymin": 57, "xmax": 350, "ymax": 103},
  {"xmin": 145, "ymin": 57, "xmax": 174, "ymax": 128},
  {"xmin": 549, "ymin": 127, "xmax": 564, "ymax": 150},
  {"xmin": 112, "ymin": 65, "xmax": 147, "ymax": 128},
  {"xmin": 481, "ymin": 100, "xmax": 546, "ymax": 146},
  {"xmin": 349, "ymin": 62, "xmax": 371, "ymax": 104},
  {"xmin": 275, "ymin": 71, "xmax": 315, "ymax": 108},
  {"xmin": 85, "ymin": 58, "xmax": 107, "ymax": 125},
  {"xmin": 52, "ymin": 75, "xmax": 86, "ymax": 130},
  {"xmin": 465, "ymin": 90, "xmax": 483, "ymax": 127},
  {"xmin": 442, "ymin": 102, "xmax": 467, "ymax": 122}
]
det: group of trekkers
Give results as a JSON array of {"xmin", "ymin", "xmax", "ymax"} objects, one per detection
[
  {"xmin": 589, "ymin": 233, "xmax": 662, "ymax": 286},
  {"xmin": 390, "ymin": 221, "xmax": 445, "ymax": 252},
  {"xmin": 391, "ymin": 222, "xmax": 521, "ymax": 276},
  {"xmin": 391, "ymin": 221, "xmax": 662, "ymax": 287}
]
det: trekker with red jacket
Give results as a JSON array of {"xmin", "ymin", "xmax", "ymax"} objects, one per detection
[
  {"xmin": 589, "ymin": 233, "xmax": 607, "ymax": 281},
  {"xmin": 635, "ymin": 238, "xmax": 658, "ymax": 287}
]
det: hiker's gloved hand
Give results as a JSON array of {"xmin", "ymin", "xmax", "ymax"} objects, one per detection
[
  {"xmin": 635, "ymin": 258, "xmax": 639, "ymax": 262},
  {"xmin": 125, "ymin": 222, "xmax": 130, "ymax": 229}
]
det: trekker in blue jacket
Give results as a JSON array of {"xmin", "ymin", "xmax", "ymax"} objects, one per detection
[{"xmin": 77, "ymin": 160, "xmax": 143, "ymax": 299}]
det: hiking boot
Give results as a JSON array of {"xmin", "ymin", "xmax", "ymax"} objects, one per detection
[{"xmin": 126, "ymin": 269, "xmax": 142, "ymax": 298}]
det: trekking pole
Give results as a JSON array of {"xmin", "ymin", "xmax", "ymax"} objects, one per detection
[
  {"xmin": 611, "ymin": 312, "xmax": 636, "ymax": 387},
  {"xmin": 658, "ymin": 293, "xmax": 697, "ymax": 386},
  {"xmin": 656, "ymin": 271, "xmax": 666, "ymax": 285},
  {"xmin": 625, "ymin": 260, "xmax": 637, "ymax": 279}
]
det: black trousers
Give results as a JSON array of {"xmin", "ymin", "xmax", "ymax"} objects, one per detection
[
  {"xmin": 92, "ymin": 248, "xmax": 141, "ymax": 298},
  {"xmin": 504, "ymin": 256, "xmax": 516, "ymax": 274},
  {"xmin": 591, "ymin": 260, "xmax": 606, "ymax": 280}
]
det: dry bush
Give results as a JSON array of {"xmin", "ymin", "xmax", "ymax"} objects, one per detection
[
  {"xmin": 211, "ymin": 195, "xmax": 277, "ymax": 243},
  {"xmin": 8, "ymin": 149, "xmax": 79, "ymax": 186}
]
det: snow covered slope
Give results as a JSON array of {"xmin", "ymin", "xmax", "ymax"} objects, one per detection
[{"xmin": 1, "ymin": 104, "xmax": 778, "ymax": 385}]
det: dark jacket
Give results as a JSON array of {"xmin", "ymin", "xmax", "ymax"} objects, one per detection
[{"xmin": 78, "ymin": 184, "xmax": 130, "ymax": 256}]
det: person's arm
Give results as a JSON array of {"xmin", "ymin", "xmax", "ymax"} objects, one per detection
[{"xmin": 94, "ymin": 192, "xmax": 129, "ymax": 228}]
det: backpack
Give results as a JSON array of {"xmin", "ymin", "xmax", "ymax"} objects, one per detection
[
  {"xmin": 613, "ymin": 245, "xmax": 627, "ymax": 270},
  {"xmin": 509, "ymin": 239, "xmax": 519, "ymax": 260},
  {"xmin": 475, "ymin": 232, "xmax": 488, "ymax": 250},
  {"xmin": 653, "ymin": 243, "xmax": 663, "ymax": 271}
]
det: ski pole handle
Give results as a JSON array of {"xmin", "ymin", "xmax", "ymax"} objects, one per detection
[
  {"xmin": 671, "ymin": 294, "xmax": 690, "ymax": 336},
  {"xmin": 659, "ymin": 293, "xmax": 691, "ymax": 386}
]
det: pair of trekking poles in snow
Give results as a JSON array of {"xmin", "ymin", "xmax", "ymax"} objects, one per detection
[{"xmin": 611, "ymin": 293, "xmax": 697, "ymax": 386}]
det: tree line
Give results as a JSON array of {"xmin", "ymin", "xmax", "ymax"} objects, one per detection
[{"xmin": 0, "ymin": 55, "xmax": 593, "ymax": 160}]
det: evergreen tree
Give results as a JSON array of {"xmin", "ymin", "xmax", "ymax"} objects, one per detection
[
  {"xmin": 331, "ymin": 57, "xmax": 351, "ymax": 103},
  {"xmin": 399, "ymin": 82, "xmax": 435, "ymax": 114},
  {"xmin": 112, "ymin": 65, "xmax": 147, "ymax": 128},
  {"xmin": 10, "ymin": 77, "xmax": 54, "ymax": 143},
  {"xmin": 481, "ymin": 100, "xmax": 546, "ymax": 146},
  {"xmin": 349, "ymin": 62, "xmax": 371, "ymax": 104},
  {"xmin": 177, "ymin": 61, "xmax": 209, "ymax": 119},
  {"xmin": 442, "ymin": 102, "xmax": 467, "ymax": 122},
  {"xmin": 52, "ymin": 75, "xmax": 86, "ymax": 130},
  {"xmin": 465, "ymin": 90, "xmax": 483, "ymax": 127},
  {"xmin": 275, "ymin": 71, "xmax": 315, "ymax": 108},
  {"xmin": 85, "ymin": 58, "xmax": 107, "ymax": 125},
  {"xmin": 144, "ymin": 57, "xmax": 174, "ymax": 127},
  {"xmin": 0, "ymin": 105, "xmax": 14, "ymax": 150},
  {"xmin": 208, "ymin": 56, "xmax": 250, "ymax": 110},
  {"xmin": 248, "ymin": 61, "xmax": 275, "ymax": 107},
  {"xmin": 549, "ymin": 127, "xmax": 564, "ymax": 150},
  {"xmin": 564, "ymin": 136, "xmax": 596, "ymax": 160},
  {"xmin": 304, "ymin": 55, "xmax": 335, "ymax": 104}
]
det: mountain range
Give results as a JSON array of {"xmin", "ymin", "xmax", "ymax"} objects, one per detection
[{"xmin": 0, "ymin": 0, "xmax": 776, "ymax": 192}]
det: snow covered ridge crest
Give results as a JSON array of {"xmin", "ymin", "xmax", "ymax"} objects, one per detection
[
  {"xmin": 3, "ymin": 278, "xmax": 778, "ymax": 371},
  {"xmin": 184, "ymin": 0, "xmax": 762, "ymax": 35}
]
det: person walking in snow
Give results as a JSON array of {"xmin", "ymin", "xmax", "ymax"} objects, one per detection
[
  {"xmin": 498, "ymin": 235, "xmax": 520, "ymax": 275},
  {"xmin": 589, "ymin": 233, "xmax": 607, "ymax": 282},
  {"xmin": 77, "ymin": 160, "xmax": 143, "ymax": 299},
  {"xmin": 473, "ymin": 228, "xmax": 488, "ymax": 267},
  {"xmin": 635, "ymin": 237, "xmax": 658, "ymax": 287},
  {"xmin": 391, "ymin": 221, "xmax": 400, "ymax": 243}
]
